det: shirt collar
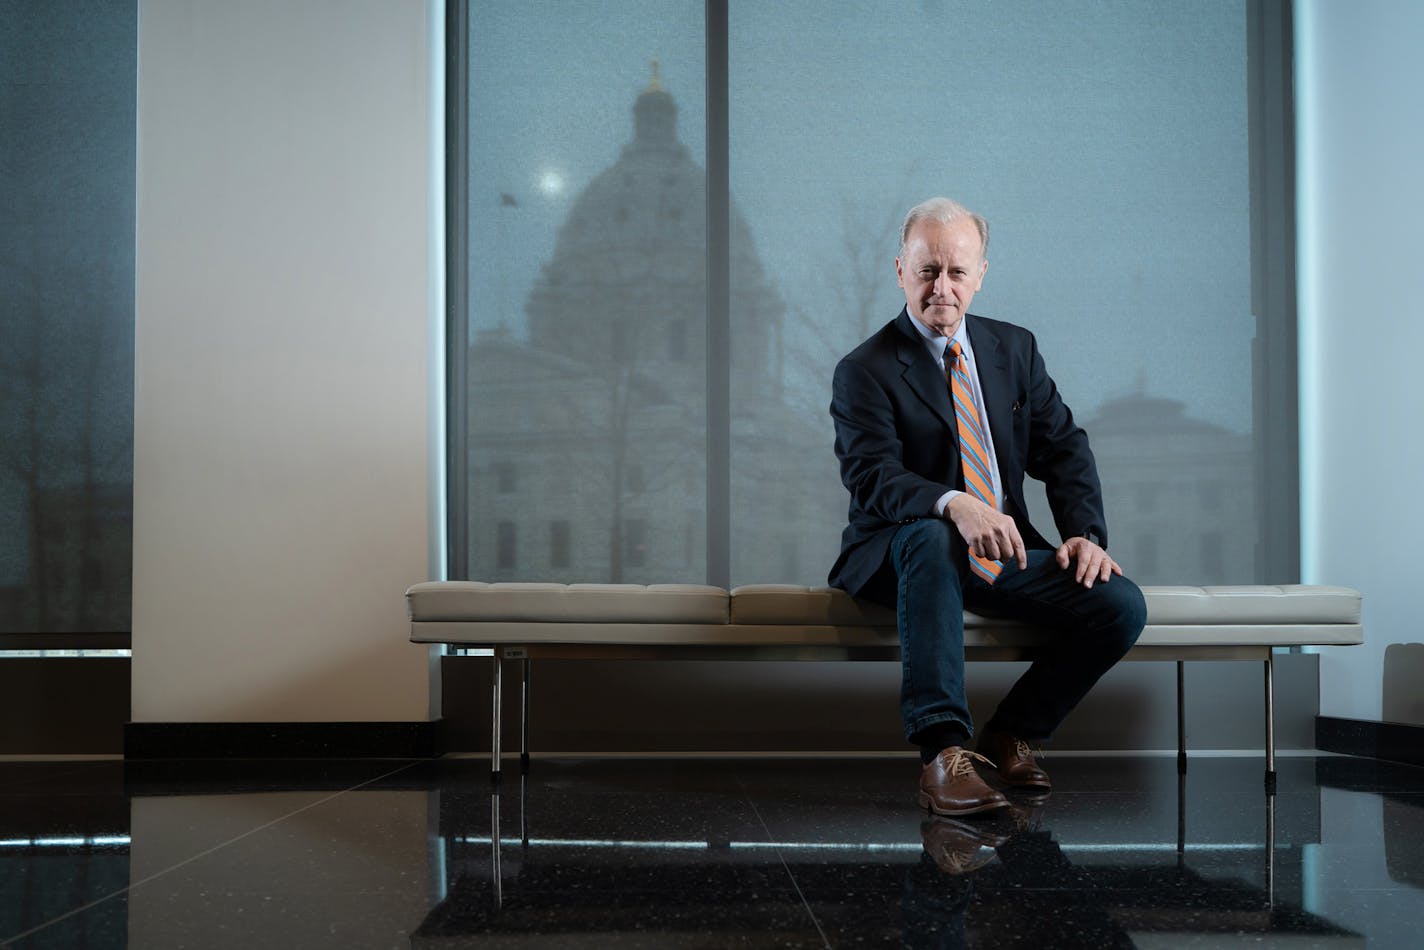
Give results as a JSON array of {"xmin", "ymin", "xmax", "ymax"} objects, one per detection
[{"xmin": 906, "ymin": 311, "xmax": 971, "ymax": 361}]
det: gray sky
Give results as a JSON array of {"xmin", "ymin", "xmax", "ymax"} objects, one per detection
[{"xmin": 469, "ymin": 0, "xmax": 1252, "ymax": 432}]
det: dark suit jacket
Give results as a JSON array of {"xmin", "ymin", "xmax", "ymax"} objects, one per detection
[{"xmin": 828, "ymin": 309, "xmax": 1106, "ymax": 603}]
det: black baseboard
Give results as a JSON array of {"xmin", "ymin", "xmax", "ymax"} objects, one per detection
[
  {"xmin": 125, "ymin": 720, "xmax": 444, "ymax": 759},
  {"xmin": 1316, "ymin": 716, "xmax": 1424, "ymax": 768}
]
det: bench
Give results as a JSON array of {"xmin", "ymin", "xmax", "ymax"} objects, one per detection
[{"xmin": 406, "ymin": 582, "xmax": 1363, "ymax": 790}]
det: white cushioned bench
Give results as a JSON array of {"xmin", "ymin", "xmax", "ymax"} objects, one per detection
[{"xmin": 407, "ymin": 582, "xmax": 1363, "ymax": 787}]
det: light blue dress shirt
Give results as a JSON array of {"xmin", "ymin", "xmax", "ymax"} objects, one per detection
[{"xmin": 904, "ymin": 312, "xmax": 1005, "ymax": 516}]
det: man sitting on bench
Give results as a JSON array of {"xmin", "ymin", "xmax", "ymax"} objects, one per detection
[{"xmin": 829, "ymin": 197, "xmax": 1148, "ymax": 816}]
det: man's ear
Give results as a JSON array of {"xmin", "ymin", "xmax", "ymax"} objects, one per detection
[{"xmin": 895, "ymin": 257, "xmax": 905, "ymax": 288}]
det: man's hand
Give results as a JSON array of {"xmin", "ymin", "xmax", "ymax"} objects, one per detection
[
  {"xmin": 1056, "ymin": 536, "xmax": 1122, "ymax": 589},
  {"xmin": 945, "ymin": 494, "xmax": 1028, "ymax": 570}
]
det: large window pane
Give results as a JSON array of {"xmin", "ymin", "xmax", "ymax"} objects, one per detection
[
  {"xmin": 729, "ymin": 0, "xmax": 1265, "ymax": 587},
  {"xmin": 458, "ymin": 1, "xmax": 1292, "ymax": 590},
  {"xmin": 0, "ymin": 1, "xmax": 136, "ymax": 636},
  {"xmin": 462, "ymin": 1, "xmax": 706, "ymax": 583}
]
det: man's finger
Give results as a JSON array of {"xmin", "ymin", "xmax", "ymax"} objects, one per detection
[
  {"xmin": 1083, "ymin": 551, "xmax": 1098, "ymax": 587},
  {"xmin": 994, "ymin": 524, "xmax": 1017, "ymax": 561}
]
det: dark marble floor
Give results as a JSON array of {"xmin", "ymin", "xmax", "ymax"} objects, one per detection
[{"xmin": 1, "ymin": 753, "xmax": 1420, "ymax": 948}]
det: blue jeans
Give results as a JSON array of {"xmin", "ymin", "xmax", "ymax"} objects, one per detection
[{"xmin": 890, "ymin": 518, "xmax": 1147, "ymax": 744}]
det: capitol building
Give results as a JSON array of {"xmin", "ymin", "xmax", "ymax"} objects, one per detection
[{"xmin": 465, "ymin": 75, "xmax": 843, "ymax": 587}]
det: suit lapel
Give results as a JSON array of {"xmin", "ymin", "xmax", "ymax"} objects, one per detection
[
  {"xmin": 894, "ymin": 311, "xmax": 956, "ymax": 433},
  {"xmin": 966, "ymin": 317, "xmax": 1015, "ymax": 481}
]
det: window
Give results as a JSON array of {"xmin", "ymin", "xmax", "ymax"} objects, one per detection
[
  {"xmin": 1, "ymin": 2, "xmax": 136, "ymax": 647},
  {"xmin": 449, "ymin": 1, "xmax": 1297, "ymax": 589}
]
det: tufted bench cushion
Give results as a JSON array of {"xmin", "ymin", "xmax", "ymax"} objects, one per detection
[
  {"xmin": 406, "ymin": 581, "xmax": 729, "ymax": 624},
  {"xmin": 407, "ymin": 581, "xmax": 1363, "ymax": 649}
]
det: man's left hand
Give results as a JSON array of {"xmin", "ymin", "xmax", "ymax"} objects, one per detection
[{"xmin": 1055, "ymin": 537, "xmax": 1122, "ymax": 589}]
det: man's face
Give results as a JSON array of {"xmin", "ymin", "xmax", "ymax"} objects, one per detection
[{"xmin": 895, "ymin": 217, "xmax": 988, "ymax": 338}]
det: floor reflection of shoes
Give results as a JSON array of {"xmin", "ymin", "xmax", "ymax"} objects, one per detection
[
  {"xmin": 1005, "ymin": 799, "xmax": 1045, "ymax": 834},
  {"xmin": 920, "ymin": 817, "xmax": 1010, "ymax": 875}
]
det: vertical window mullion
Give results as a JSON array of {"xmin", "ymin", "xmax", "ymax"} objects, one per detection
[
  {"xmin": 705, "ymin": 0, "xmax": 731, "ymax": 589},
  {"xmin": 445, "ymin": 0, "xmax": 471, "ymax": 582},
  {"xmin": 1247, "ymin": 0, "xmax": 1299, "ymax": 584}
]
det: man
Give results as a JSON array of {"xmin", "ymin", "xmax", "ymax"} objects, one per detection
[{"xmin": 829, "ymin": 197, "xmax": 1146, "ymax": 817}]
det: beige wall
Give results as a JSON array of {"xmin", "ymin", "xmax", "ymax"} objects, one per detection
[{"xmin": 132, "ymin": 0, "xmax": 436, "ymax": 722}]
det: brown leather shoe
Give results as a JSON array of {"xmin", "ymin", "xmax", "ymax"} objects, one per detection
[
  {"xmin": 920, "ymin": 817, "xmax": 1009, "ymax": 875},
  {"xmin": 919, "ymin": 747, "xmax": 1010, "ymax": 817},
  {"xmin": 976, "ymin": 731, "xmax": 1051, "ymax": 790}
]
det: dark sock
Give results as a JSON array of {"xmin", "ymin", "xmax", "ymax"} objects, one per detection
[{"xmin": 915, "ymin": 723, "xmax": 971, "ymax": 764}]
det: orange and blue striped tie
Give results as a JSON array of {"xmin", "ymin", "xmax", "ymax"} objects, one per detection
[{"xmin": 947, "ymin": 341, "xmax": 1002, "ymax": 583}]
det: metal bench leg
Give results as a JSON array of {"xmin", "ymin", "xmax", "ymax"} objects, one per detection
[
  {"xmin": 1176, "ymin": 768, "xmax": 1186, "ymax": 861},
  {"xmin": 1265, "ymin": 786, "xmax": 1276, "ymax": 908},
  {"xmin": 490, "ymin": 788, "xmax": 503, "ymax": 907},
  {"xmin": 520, "ymin": 658, "xmax": 531, "ymax": 775},
  {"xmin": 1264, "ymin": 652, "xmax": 1277, "ymax": 795},
  {"xmin": 491, "ymin": 652, "xmax": 503, "ymax": 785},
  {"xmin": 520, "ymin": 770, "xmax": 529, "ymax": 848},
  {"xmin": 1177, "ymin": 660, "xmax": 1187, "ymax": 775}
]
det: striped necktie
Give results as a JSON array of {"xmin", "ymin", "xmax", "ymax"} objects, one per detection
[{"xmin": 946, "ymin": 341, "xmax": 1002, "ymax": 583}]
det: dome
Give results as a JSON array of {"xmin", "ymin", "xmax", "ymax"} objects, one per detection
[
  {"xmin": 633, "ymin": 85, "xmax": 678, "ymax": 150},
  {"xmin": 525, "ymin": 73, "xmax": 782, "ymax": 396}
]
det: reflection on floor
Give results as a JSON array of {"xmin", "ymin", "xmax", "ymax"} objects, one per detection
[{"xmin": 1, "ymin": 754, "xmax": 1421, "ymax": 947}]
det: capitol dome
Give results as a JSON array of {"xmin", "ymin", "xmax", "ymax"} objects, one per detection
[{"xmin": 526, "ymin": 69, "xmax": 783, "ymax": 397}]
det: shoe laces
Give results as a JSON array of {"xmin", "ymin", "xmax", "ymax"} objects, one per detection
[
  {"xmin": 1008, "ymin": 805, "xmax": 1042, "ymax": 833},
  {"xmin": 1012, "ymin": 738, "xmax": 1038, "ymax": 761},
  {"xmin": 942, "ymin": 748, "xmax": 997, "ymax": 776},
  {"xmin": 935, "ymin": 846, "xmax": 995, "ymax": 875}
]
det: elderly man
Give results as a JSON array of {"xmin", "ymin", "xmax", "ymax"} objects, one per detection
[{"xmin": 829, "ymin": 197, "xmax": 1146, "ymax": 816}]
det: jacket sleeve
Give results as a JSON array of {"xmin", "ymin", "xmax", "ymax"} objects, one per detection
[{"xmin": 831, "ymin": 356, "xmax": 949, "ymax": 526}]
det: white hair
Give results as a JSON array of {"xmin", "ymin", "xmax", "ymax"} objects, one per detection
[{"xmin": 898, "ymin": 197, "xmax": 989, "ymax": 260}]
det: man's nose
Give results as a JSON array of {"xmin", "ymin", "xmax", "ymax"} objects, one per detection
[{"xmin": 934, "ymin": 273, "xmax": 954, "ymax": 296}]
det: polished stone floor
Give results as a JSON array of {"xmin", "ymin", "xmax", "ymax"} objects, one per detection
[{"xmin": 1, "ymin": 753, "xmax": 1421, "ymax": 948}]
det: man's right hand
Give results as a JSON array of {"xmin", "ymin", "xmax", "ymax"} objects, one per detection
[{"xmin": 944, "ymin": 494, "xmax": 1028, "ymax": 570}]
